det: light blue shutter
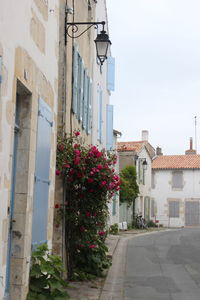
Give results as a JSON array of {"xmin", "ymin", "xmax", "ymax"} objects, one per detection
[
  {"xmin": 77, "ymin": 56, "xmax": 84, "ymax": 121},
  {"xmin": 32, "ymin": 98, "xmax": 52, "ymax": 249},
  {"xmin": 97, "ymin": 89, "xmax": 103, "ymax": 142},
  {"xmin": 107, "ymin": 56, "xmax": 115, "ymax": 92},
  {"xmin": 72, "ymin": 44, "xmax": 78, "ymax": 114},
  {"xmin": 87, "ymin": 79, "xmax": 92, "ymax": 134},
  {"xmin": 80, "ymin": 59, "xmax": 84, "ymax": 122},
  {"xmin": 106, "ymin": 104, "xmax": 113, "ymax": 150},
  {"xmin": 82, "ymin": 71, "xmax": 88, "ymax": 130}
]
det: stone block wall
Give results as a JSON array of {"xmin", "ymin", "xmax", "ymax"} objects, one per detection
[{"xmin": 0, "ymin": 0, "xmax": 59, "ymax": 299}]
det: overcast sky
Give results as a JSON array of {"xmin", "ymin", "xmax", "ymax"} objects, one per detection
[{"xmin": 106, "ymin": 0, "xmax": 200, "ymax": 155}]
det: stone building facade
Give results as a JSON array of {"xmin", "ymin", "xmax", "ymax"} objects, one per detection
[
  {"xmin": 0, "ymin": 1, "xmax": 59, "ymax": 299},
  {"xmin": 53, "ymin": 0, "xmax": 116, "ymax": 256}
]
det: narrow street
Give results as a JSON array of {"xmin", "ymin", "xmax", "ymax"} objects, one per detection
[{"xmin": 101, "ymin": 229, "xmax": 200, "ymax": 300}]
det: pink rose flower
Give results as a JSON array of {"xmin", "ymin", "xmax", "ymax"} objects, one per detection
[
  {"xmin": 87, "ymin": 178, "xmax": 94, "ymax": 183},
  {"xmin": 101, "ymin": 181, "xmax": 107, "ymax": 186},
  {"xmin": 98, "ymin": 231, "xmax": 105, "ymax": 236},
  {"xmin": 57, "ymin": 144, "xmax": 64, "ymax": 151},
  {"xmin": 89, "ymin": 244, "xmax": 96, "ymax": 248},
  {"xmin": 56, "ymin": 169, "xmax": 61, "ymax": 176},
  {"xmin": 69, "ymin": 169, "xmax": 75, "ymax": 175},
  {"xmin": 74, "ymin": 149, "xmax": 81, "ymax": 156},
  {"xmin": 75, "ymin": 131, "xmax": 80, "ymax": 136},
  {"xmin": 62, "ymin": 164, "xmax": 70, "ymax": 168},
  {"xmin": 74, "ymin": 157, "xmax": 80, "ymax": 165}
]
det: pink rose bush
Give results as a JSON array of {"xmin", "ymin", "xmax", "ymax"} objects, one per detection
[{"xmin": 56, "ymin": 131, "xmax": 120, "ymax": 279}]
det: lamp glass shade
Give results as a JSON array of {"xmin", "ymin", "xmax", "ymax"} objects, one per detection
[{"xmin": 95, "ymin": 31, "xmax": 111, "ymax": 65}]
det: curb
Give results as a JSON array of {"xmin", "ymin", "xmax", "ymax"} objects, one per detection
[{"xmin": 106, "ymin": 234, "xmax": 120, "ymax": 259}]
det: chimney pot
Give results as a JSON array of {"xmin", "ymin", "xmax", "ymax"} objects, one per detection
[
  {"xmin": 185, "ymin": 137, "xmax": 196, "ymax": 155},
  {"xmin": 142, "ymin": 130, "xmax": 149, "ymax": 141},
  {"xmin": 156, "ymin": 147, "xmax": 163, "ymax": 156},
  {"xmin": 190, "ymin": 137, "xmax": 193, "ymax": 150}
]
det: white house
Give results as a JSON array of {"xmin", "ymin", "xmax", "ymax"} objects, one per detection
[
  {"xmin": 118, "ymin": 130, "xmax": 155, "ymax": 225},
  {"xmin": 152, "ymin": 143, "xmax": 200, "ymax": 227}
]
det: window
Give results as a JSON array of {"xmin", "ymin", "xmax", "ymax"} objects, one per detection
[
  {"xmin": 151, "ymin": 199, "xmax": 156, "ymax": 218},
  {"xmin": 138, "ymin": 160, "xmax": 145, "ymax": 185},
  {"xmin": 72, "ymin": 45, "xmax": 92, "ymax": 134},
  {"xmin": 169, "ymin": 201, "xmax": 180, "ymax": 218},
  {"xmin": 172, "ymin": 171, "xmax": 183, "ymax": 189}
]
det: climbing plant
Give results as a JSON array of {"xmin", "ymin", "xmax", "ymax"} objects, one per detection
[{"xmin": 55, "ymin": 131, "xmax": 120, "ymax": 279}]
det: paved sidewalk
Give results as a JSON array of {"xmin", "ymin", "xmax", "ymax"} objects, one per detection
[
  {"xmin": 66, "ymin": 228, "xmax": 164, "ymax": 300},
  {"xmin": 66, "ymin": 234, "xmax": 120, "ymax": 300}
]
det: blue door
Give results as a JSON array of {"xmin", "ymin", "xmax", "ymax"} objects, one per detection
[
  {"xmin": 4, "ymin": 95, "xmax": 20, "ymax": 299},
  {"xmin": 31, "ymin": 98, "xmax": 52, "ymax": 249}
]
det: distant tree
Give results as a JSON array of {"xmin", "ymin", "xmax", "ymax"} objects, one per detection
[{"xmin": 120, "ymin": 165, "xmax": 139, "ymax": 217}]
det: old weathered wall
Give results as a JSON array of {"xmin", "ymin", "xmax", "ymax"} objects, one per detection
[{"xmin": 0, "ymin": 1, "xmax": 59, "ymax": 299}]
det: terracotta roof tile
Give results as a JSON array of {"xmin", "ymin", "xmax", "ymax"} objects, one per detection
[
  {"xmin": 152, "ymin": 155, "xmax": 200, "ymax": 169},
  {"xmin": 117, "ymin": 141, "xmax": 146, "ymax": 152},
  {"xmin": 117, "ymin": 141, "xmax": 155, "ymax": 159}
]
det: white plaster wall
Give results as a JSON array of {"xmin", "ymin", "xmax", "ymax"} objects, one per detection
[
  {"xmin": 151, "ymin": 169, "xmax": 200, "ymax": 227},
  {"xmin": 0, "ymin": 1, "xmax": 59, "ymax": 297},
  {"xmin": 92, "ymin": 0, "xmax": 110, "ymax": 149},
  {"xmin": 135, "ymin": 147, "xmax": 152, "ymax": 216},
  {"xmin": 91, "ymin": 1, "xmax": 119, "ymax": 227},
  {"xmin": 108, "ymin": 134, "xmax": 120, "ymax": 226}
]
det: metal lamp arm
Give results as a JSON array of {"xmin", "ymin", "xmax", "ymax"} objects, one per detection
[{"xmin": 66, "ymin": 21, "xmax": 105, "ymax": 39}]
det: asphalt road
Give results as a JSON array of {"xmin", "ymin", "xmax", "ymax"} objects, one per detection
[{"xmin": 125, "ymin": 229, "xmax": 200, "ymax": 300}]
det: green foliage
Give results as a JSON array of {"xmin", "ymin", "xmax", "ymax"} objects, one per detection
[
  {"xmin": 56, "ymin": 131, "xmax": 119, "ymax": 279},
  {"xmin": 120, "ymin": 165, "xmax": 139, "ymax": 206},
  {"xmin": 27, "ymin": 244, "xmax": 69, "ymax": 300},
  {"xmin": 109, "ymin": 223, "xmax": 119, "ymax": 235},
  {"xmin": 147, "ymin": 220, "xmax": 157, "ymax": 228}
]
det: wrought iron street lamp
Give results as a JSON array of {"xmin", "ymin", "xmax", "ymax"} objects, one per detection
[{"xmin": 65, "ymin": 21, "xmax": 111, "ymax": 65}]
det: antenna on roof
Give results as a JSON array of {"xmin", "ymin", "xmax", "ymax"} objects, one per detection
[{"xmin": 194, "ymin": 116, "xmax": 197, "ymax": 152}]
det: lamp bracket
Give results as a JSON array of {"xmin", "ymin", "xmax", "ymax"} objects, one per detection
[{"xmin": 65, "ymin": 21, "xmax": 105, "ymax": 42}]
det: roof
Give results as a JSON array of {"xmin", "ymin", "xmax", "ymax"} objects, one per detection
[
  {"xmin": 117, "ymin": 141, "xmax": 155, "ymax": 159},
  {"xmin": 152, "ymin": 155, "xmax": 200, "ymax": 169},
  {"xmin": 117, "ymin": 141, "xmax": 145, "ymax": 152}
]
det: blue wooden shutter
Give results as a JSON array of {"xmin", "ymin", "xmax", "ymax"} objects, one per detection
[
  {"xmin": 87, "ymin": 79, "xmax": 92, "ymax": 134},
  {"xmin": 32, "ymin": 98, "xmax": 52, "ymax": 249},
  {"xmin": 106, "ymin": 104, "xmax": 113, "ymax": 150},
  {"xmin": 82, "ymin": 71, "xmax": 88, "ymax": 130},
  {"xmin": 107, "ymin": 56, "xmax": 115, "ymax": 92},
  {"xmin": 79, "ymin": 58, "xmax": 84, "ymax": 122},
  {"xmin": 72, "ymin": 44, "xmax": 78, "ymax": 114}
]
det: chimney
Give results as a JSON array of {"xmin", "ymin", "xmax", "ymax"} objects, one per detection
[
  {"xmin": 156, "ymin": 146, "xmax": 163, "ymax": 156},
  {"xmin": 142, "ymin": 130, "xmax": 149, "ymax": 141},
  {"xmin": 185, "ymin": 137, "xmax": 196, "ymax": 155}
]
